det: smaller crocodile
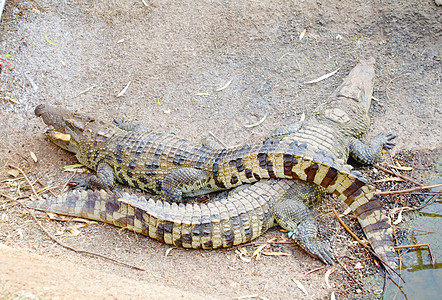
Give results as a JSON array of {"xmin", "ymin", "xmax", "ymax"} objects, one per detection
[{"xmin": 25, "ymin": 179, "xmax": 334, "ymax": 264}]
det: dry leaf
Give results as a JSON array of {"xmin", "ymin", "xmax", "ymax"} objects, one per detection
[
  {"xmin": 300, "ymin": 112, "xmax": 305, "ymax": 122},
  {"xmin": 215, "ymin": 79, "xmax": 232, "ymax": 91},
  {"xmin": 30, "ymin": 151, "xmax": 38, "ymax": 163},
  {"xmin": 46, "ymin": 212, "xmax": 58, "ymax": 220},
  {"xmin": 165, "ymin": 247, "xmax": 176, "ymax": 257},
  {"xmin": 239, "ymin": 253, "xmax": 251, "ymax": 262},
  {"xmin": 8, "ymin": 98, "xmax": 21, "ymax": 105},
  {"xmin": 252, "ymin": 244, "xmax": 267, "ymax": 261},
  {"xmin": 389, "ymin": 162, "xmax": 413, "ymax": 171},
  {"xmin": 236, "ymin": 248, "xmax": 251, "ymax": 262},
  {"xmin": 55, "ymin": 228, "xmax": 66, "ymax": 236},
  {"xmin": 373, "ymin": 289, "xmax": 383, "ymax": 295},
  {"xmin": 7, "ymin": 169, "xmax": 19, "ymax": 177},
  {"xmin": 299, "ymin": 28, "xmax": 307, "ymax": 40},
  {"xmin": 354, "ymin": 262, "xmax": 364, "ymax": 270},
  {"xmin": 44, "ymin": 34, "xmax": 58, "ymax": 46},
  {"xmin": 63, "ymin": 164, "xmax": 84, "ymax": 170},
  {"xmin": 245, "ymin": 112, "xmax": 268, "ymax": 128},
  {"xmin": 324, "ymin": 269, "xmax": 334, "ymax": 289},
  {"xmin": 72, "ymin": 218, "xmax": 98, "ymax": 225},
  {"xmin": 292, "ymin": 278, "xmax": 309, "ymax": 296},
  {"xmin": 76, "ymin": 85, "xmax": 96, "ymax": 96},
  {"xmin": 393, "ymin": 165, "xmax": 413, "ymax": 171},
  {"xmin": 393, "ymin": 209, "xmax": 403, "ymax": 225},
  {"xmin": 117, "ymin": 81, "xmax": 132, "ymax": 97},
  {"xmin": 305, "ymin": 68, "xmax": 340, "ymax": 84},
  {"xmin": 374, "ymin": 177, "xmax": 404, "ymax": 183},
  {"xmin": 67, "ymin": 226, "xmax": 81, "ymax": 237}
]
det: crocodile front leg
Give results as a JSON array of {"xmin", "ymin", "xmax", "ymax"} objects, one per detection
[
  {"xmin": 72, "ymin": 162, "xmax": 116, "ymax": 190},
  {"xmin": 265, "ymin": 121, "xmax": 303, "ymax": 141},
  {"xmin": 272, "ymin": 181, "xmax": 334, "ymax": 264},
  {"xmin": 350, "ymin": 133, "xmax": 396, "ymax": 164},
  {"xmin": 113, "ymin": 119, "xmax": 152, "ymax": 133}
]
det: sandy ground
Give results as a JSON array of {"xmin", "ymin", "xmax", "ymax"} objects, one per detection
[{"xmin": 0, "ymin": 0, "xmax": 441, "ymax": 299}]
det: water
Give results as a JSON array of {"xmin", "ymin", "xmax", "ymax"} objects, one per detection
[{"xmin": 383, "ymin": 183, "xmax": 441, "ymax": 299}]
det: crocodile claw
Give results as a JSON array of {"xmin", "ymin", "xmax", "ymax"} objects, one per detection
[
  {"xmin": 69, "ymin": 177, "xmax": 88, "ymax": 189},
  {"xmin": 289, "ymin": 231, "xmax": 335, "ymax": 265},
  {"xmin": 376, "ymin": 133, "xmax": 397, "ymax": 150},
  {"xmin": 69, "ymin": 175, "xmax": 113, "ymax": 190},
  {"xmin": 303, "ymin": 240, "xmax": 335, "ymax": 265}
]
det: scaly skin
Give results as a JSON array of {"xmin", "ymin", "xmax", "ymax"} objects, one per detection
[
  {"xmin": 33, "ymin": 57, "xmax": 398, "ymax": 274},
  {"xmin": 25, "ymin": 180, "xmax": 333, "ymax": 262}
]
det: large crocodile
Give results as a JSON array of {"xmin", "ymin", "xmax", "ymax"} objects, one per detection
[{"xmin": 31, "ymin": 57, "xmax": 398, "ymax": 274}]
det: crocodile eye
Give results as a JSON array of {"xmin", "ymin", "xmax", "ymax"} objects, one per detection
[
  {"xmin": 73, "ymin": 112, "xmax": 94, "ymax": 122},
  {"xmin": 66, "ymin": 119, "xmax": 86, "ymax": 132}
]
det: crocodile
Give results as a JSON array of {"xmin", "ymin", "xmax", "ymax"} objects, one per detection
[
  {"xmin": 26, "ymin": 180, "xmax": 334, "ymax": 262},
  {"xmin": 32, "ymin": 56, "xmax": 398, "ymax": 274}
]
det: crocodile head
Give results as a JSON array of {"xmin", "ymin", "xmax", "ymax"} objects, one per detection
[
  {"xmin": 317, "ymin": 56, "xmax": 375, "ymax": 138},
  {"xmin": 335, "ymin": 56, "xmax": 375, "ymax": 114},
  {"xmin": 35, "ymin": 104, "xmax": 117, "ymax": 157}
]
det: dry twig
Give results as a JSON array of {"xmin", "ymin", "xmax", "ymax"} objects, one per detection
[
  {"xmin": 385, "ymin": 73, "xmax": 411, "ymax": 101},
  {"xmin": 9, "ymin": 165, "xmax": 42, "ymax": 201},
  {"xmin": 36, "ymin": 179, "xmax": 57, "ymax": 197},
  {"xmin": 304, "ymin": 266, "xmax": 326, "ymax": 276},
  {"xmin": 376, "ymin": 183, "xmax": 442, "ymax": 196},
  {"xmin": 374, "ymin": 164, "xmax": 422, "ymax": 186},
  {"xmin": 59, "ymin": 170, "xmax": 79, "ymax": 194},
  {"xmin": 17, "ymin": 199, "xmax": 144, "ymax": 271},
  {"xmin": 336, "ymin": 260, "xmax": 365, "ymax": 292},
  {"xmin": 394, "ymin": 243, "xmax": 435, "ymax": 268},
  {"xmin": 9, "ymin": 164, "xmax": 144, "ymax": 271},
  {"xmin": 208, "ymin": 131, "xmax": 228, "ymax": 148}
]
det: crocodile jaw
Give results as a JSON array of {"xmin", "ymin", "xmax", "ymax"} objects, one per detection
[
  {"xmin": 45, "ymin": 129, "xmax": 80, "ymax": 154},
  {"xmin": 35, "ymin": 104, "xmax": 95, "ymax": 154}
]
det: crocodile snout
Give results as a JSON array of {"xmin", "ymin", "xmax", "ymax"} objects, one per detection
[{"xmin": 34, "ymin": 104, "xmax": 47, "ymax": 117}]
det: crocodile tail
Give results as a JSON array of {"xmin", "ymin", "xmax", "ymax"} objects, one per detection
[
  {"xmin": 218, "ymin": 142, "xmax": 397, "ymax": 272},
  {"xmin": 300, "ymin": 157, "xmax": 397, "ymax": 273},
  {"xmin": 23, "ymin": 188, "xmax": 278, "ymax": 249},
  {"xmin": 295, "ymin": 154, "xmax": 397, "ymax": 273},
  {"xmin": 249, "ymin": 144, "xmax": 397, "ymax": 272}
]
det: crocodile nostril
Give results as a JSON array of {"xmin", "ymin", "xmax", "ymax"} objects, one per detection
[{"xmin": 34, "ymin": 104, "xmax": 46, "ymax": 117}]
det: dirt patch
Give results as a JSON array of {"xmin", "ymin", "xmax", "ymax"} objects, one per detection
[
  {"xmin": 0, "ymin": 244, "xmax": 206, "ymax": 299},
  {"xmin": 0, "ymin": 0, "xmax": 441, "ymax": 299}
]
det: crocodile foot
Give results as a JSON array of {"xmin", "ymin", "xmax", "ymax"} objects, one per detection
[
  {"xmin": 288, "ymin": 230, "xmax": 335, "ymax": 265},
  {"xmin": 375, "ymin": 132, "xmax": 397, "ymax": 150},
  {"xmin": 69, "ymin": 174, "xmax": 113, "ymax": 190}
]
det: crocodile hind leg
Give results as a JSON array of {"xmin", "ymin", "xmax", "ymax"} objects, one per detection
[
  {"xmin": 272, "ymin": 180, "xmax": 335, "ymax": 264},
  {"xmin": 161, "ymin": 167, "xmax": 211, "ymax": 203}
]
